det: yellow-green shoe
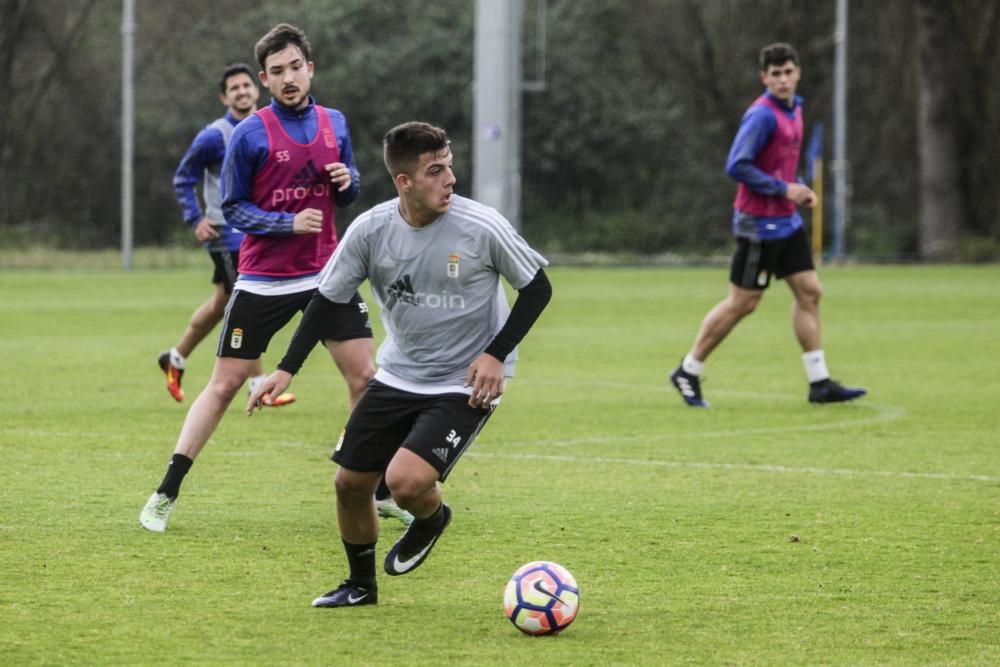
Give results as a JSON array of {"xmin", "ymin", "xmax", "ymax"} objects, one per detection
[{"xmin": 139, "ymin": 492, "xmax": 174, "ymax": 532}]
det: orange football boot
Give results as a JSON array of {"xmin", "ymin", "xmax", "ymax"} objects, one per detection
[
  {"xmin": 263, "ymin": 392, "xmax": 296, "ymax": 407},
  {"xmin": 157, "ymin": 352, "xmax": 185, "ymax": 402}
]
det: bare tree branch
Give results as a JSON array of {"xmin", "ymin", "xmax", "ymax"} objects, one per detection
[{"xmin": 27, "ymin": 0, "xmax": 98, "ymax": 110}]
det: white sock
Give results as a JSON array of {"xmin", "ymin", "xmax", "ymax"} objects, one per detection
[
  {"xmin": 248, "ymin": 374, "xmax": 266, "ymax": 394},
  {"xmin": 169, "ymin": 348, "xmax": 186, "ymax": 370},
  {"xmin": 682, "ymin": 354, "xmax": 705, "ymax": 376},
  {"xmin": 802, "ymin": 350, "xmax": 830, "ymax": 384}
]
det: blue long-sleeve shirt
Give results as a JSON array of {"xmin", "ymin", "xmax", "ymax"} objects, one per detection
[
  {"xmin": 172, "ymin": 111, "xmax": 244, "ymax": 251},
  {"xmin": 725, "ymin": 91, "xmax": 804, "ymax": 239},
  {"xmin": 221, "ymin": 97, "xmax": 360, "ymax": 238}
]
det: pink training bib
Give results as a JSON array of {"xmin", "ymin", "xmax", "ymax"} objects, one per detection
[{"xmin": 239, "ymin": 105, "xmax": 341, "ymax": 278}]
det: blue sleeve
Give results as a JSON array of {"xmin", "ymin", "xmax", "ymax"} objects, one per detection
[
  {"xmin": 173, "ymin": 127, "xmax": 224, "ymax": 225},
  {"xmin": 221, "ymin": 116, "xmax": 295, "ymax": 237},
  {"xmin": 725, "ymin": 105, "xmax": 787, "ymax": 197},
  {"xmin": 328, "ymin": 109, "xmax": 361, "ymax": 208}
]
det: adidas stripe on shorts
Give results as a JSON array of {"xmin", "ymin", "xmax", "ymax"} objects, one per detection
[
  {"xmin": 332, "ymin": 380, "xmax": 495, "ymax": 482},
  {"xmin": 730, "ymin": 225, "xmax": 815, "ymax": 290}
]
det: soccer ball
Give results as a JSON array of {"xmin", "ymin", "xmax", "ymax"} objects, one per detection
[{"xmin": 503, "ymin": 561, "xmax": 579, "ymax": 635}]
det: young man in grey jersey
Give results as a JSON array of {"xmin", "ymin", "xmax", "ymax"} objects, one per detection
[{"xmin": 247, "ymin": 122, "xmax": 553, "ymax": 608}]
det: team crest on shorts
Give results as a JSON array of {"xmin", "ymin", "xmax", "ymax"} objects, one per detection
[
  {"xmin": 757, "ymin": 271, "xmax": 768, "ymax": 287},
  {"xmin": 447, "ymin": 253, "xmax": 460, "ymax": 278},
  {"xmin": 230, "ymin": 327, "xmax": 244, "ymax": 349}
]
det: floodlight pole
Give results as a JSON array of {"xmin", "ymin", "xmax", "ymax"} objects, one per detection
[
  {"xmin": 473, "ymin": 0, "xmax": 523, "ymax": 230},
  {"xmin": 121, "ymin": 0, "xmax": 135, "ymax": 270},
  {"xmin": 830, "ymin": 0, "xmax": 848, "ymax": 261}
]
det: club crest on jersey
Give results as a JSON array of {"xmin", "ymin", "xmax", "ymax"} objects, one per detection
[
  {"xmin": 230, "ymin": 327, "xmax": 244, "ymax": 349},
  {"xmin": 447, "ymin": 253, "xmax": 460, "ymax": 278}
]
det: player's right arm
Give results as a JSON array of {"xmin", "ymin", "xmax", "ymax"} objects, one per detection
[
  {"xmin": 725, "ymin": 105, "xmax": 816, "ymax": 207},
  {"xmin": 220, "ymin": 117, "xmax": 298, "ymax": 237},
  {"xmin": 725, "ymin": 105, "xmax": 788, "ymax": 197},
  {"xmin": 173, "ymin": 126, "xmax": 224, "ymax": 240}
]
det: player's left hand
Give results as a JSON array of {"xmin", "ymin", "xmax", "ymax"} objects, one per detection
[
  {"xmin": 324, "ymin": 162, "xmax": 352, "ymax": 192},
  {"xmin": 786, "ymin": 182, "xmax": 817, "ymax": 208},
  {"xmin": 465, "ymin": 353, "xmax": 505, "ymax": 409}
]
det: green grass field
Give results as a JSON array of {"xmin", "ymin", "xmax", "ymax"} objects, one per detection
[{"xmin": 1, "ymin": 264, "xmax": 997, "ymax": 665}]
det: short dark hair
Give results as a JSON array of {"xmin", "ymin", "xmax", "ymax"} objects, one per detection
[
  {"xmin": 219, "ymin": 63, "xmax": 255, "ymax": 94},
  {"xmin": 254, "ymin": 23, "xmax": 312, "ymax": 71},
  {"xmin": 383, "ymin": 122, "xmax": 451, "ymax": 177},
  {"xmin": 759, "ymin": 42, "xmax": 799, "ymax": 70}
]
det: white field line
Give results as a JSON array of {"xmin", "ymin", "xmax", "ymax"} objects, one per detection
[
  {"xmin": 6, "ymin": 427, "xmax": 999, "ymax": 486},
  {"xmin": 465, "ymin": 451, "xmax": 1000, "ymax": 483},
  {"xmin": 472, "ymin": 385, "xmax": 1000, "ymax": 482},
  {"xmin": 501, "ymin": 376, "xmax": 909, "ymax": 447},
  {"xmin": 497, "ymin": 402, "xmax": 908, "ymax": 448},
  {"xmin": 4, "ymin": 386, "xmax": 996, "ymax": 484}
]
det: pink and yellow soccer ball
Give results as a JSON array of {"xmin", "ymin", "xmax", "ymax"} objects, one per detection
[{"xmin": 503, "ymin": 561, "xmax": 580, "ymax": 635}]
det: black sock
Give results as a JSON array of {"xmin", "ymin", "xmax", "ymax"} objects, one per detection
[
  {"xmin": 343, "ymin": 539, "xmax": 377, "ymax": 588},
  {"xmin": 374, "ymin": 477, "xmax": 391, "ymax": 501},
  {"xmin": 413, "ymin": 502, "xmax": 445, "ymax": 529},
  {"xmin": 155, "ymin": 453, "xmax": 193, "ymax": 499}
]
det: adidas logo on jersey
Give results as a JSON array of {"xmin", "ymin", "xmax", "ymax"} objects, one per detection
[
  {"xmin": 386, "ymin": 274, "xmax": 466, "ymax": 310},
  {"xmin": 387, "ymin": 274, "xmax": 416, "ymax": 302},
  {"xmin": 290, "ymin": 161, "xmax": 323, "ymax": 188},
  {"xmin": 432, "ymin": 447, "xmax": 450, "ymax": 463},
  {"xmin": 270, "ymin": 161, "xmax": 330, "ymax": 206}
]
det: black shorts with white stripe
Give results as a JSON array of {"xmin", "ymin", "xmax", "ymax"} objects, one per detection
[
  {"xmin": 730, "ymin": 225, "xmax": 815, "ymax": 290},
  {"xmin": 217, "ymin": 288, "xmax": 371, "ymax": 360}
]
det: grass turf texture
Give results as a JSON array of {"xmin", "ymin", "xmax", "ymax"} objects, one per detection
[{"xmin": 1, "ymin": 264, "xmax": 997, "ymax": 665}]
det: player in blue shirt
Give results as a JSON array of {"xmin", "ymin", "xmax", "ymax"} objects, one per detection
[
  {"xmin": 159, "ymin": 63, "xmax": 294, "ymax": 407},
  {"xmin": 669, "ymin": 43, "xmax": 865, "ymax": 407}
]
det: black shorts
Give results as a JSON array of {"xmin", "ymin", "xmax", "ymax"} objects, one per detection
[
  {"xmin": 217, "ymin": 288, "xmax": 372, "ymax": 359},
  {"xmin": 209, "ymin": 250, "xmax": 240, "ymax": 294},
  {"xmin": 730, "ymin": 226, "xmax": 815, "ymax": 290},
  {"xmin": 332, "ymin": 380, "xmax": 495, "ymax": 482}
]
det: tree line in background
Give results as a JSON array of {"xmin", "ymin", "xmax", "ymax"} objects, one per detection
[{"xmin": 1, "ymin": 0, "xmax": 997, "ymax": 261}]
